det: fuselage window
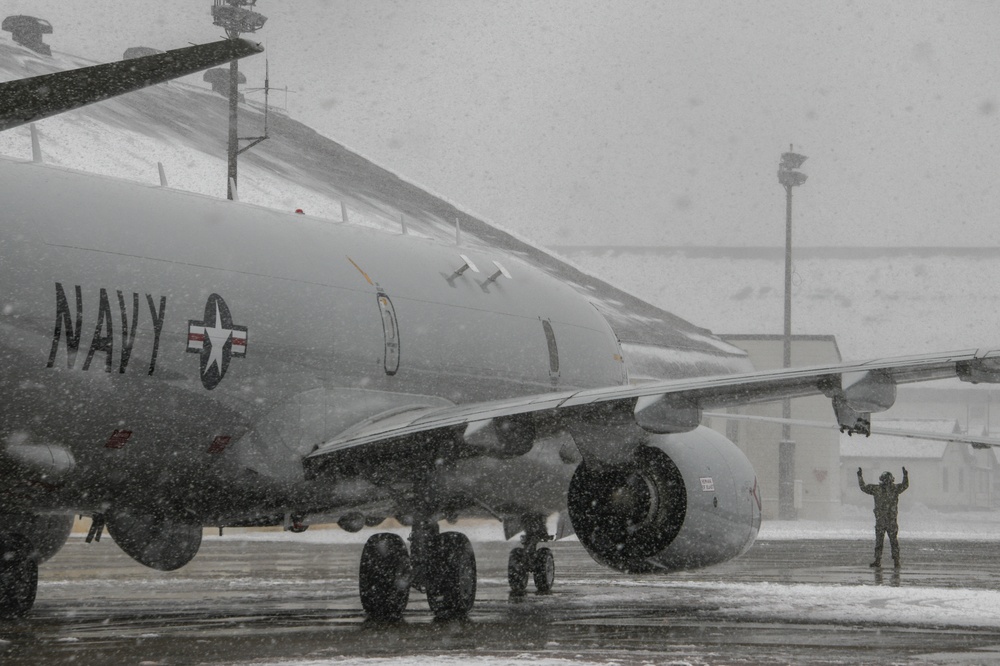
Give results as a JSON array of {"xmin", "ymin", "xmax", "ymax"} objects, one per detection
[{"xmin": 377, "ymin": 290, "xmax": 400, "ymax": 375}]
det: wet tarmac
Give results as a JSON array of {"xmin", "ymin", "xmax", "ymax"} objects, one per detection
[{"xmin": 4, "ymin": 534, "xmax": 1000, "ymax": 665}]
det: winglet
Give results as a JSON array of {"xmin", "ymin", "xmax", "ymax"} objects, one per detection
[{"xmin": 0, "ymin": 38, "xmax": 264, "ymax": 132}]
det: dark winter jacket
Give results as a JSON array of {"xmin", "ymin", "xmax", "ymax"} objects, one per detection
[{"xmin": 858, "ymin": 469, "xmax": 909, "ymax": 525}]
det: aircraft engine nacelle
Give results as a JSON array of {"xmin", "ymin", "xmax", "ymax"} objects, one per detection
[
  {"xmin": 568, "ymin": 426, "xmax": 760, "ymax": 574},
  {"xmin": 105, "ymin": 509, "xmax": 202, "ymax": 571},
  {"xmin": 0, "ymin": 513, "xmax": 74, "ymax": 563}
]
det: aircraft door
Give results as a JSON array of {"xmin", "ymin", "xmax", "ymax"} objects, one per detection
[{"xmin": 377, "ymin": 289, "xmax": 400, "ymax": 375}]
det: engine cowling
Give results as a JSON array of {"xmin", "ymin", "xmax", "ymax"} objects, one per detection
[
  {"xmin": 105, "ymin": 509, "xmax": 202, "ymax": 571},
  {"xmin": 0, "ymin": 513, "xmax": 74, "ymax": 563},
  {"xmin": 568, "ymin": 426, "xmax": 760, "ymax": 573}
]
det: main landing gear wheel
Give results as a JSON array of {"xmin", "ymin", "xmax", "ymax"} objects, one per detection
[
  {"xmin": 532, "ymin": 547, "xmax": 555, "ymax": 594},
  {"xmin": 508, "ymin": 547, "xmax": 530, "ymax": 595},
  {"xmin": 426, "ymin": 532, "xmax": 476, "ymax": 620},
  {"xmin": 0, "ymin": 534, "xmax": 38, "ymax": 619},
  {"xmin": 359, "ymin": 533, "xmax": 411, "ymax": 620}
]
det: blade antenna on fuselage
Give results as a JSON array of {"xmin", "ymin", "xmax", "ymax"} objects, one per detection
[{"xmin": 0, "ymin": 38, "xmax": 264, "ymax": 132}]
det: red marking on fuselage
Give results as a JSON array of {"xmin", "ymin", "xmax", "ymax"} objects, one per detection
[
  {"xmin": 208, "ymin": 435, "xmax": 232, "ymax": 454},
  {"xmin": 106, "ymin": 429, "xmax": 133, "ymax": 449}
]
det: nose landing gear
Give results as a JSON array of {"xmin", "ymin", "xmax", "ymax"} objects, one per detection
[{"xmin": 507, "ymin": 513, "xmax": 554, "ymax": 595}]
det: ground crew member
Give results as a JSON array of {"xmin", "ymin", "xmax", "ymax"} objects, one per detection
[{"xmin": 857, "ymin": 467, "xmax": 909, "ymax": 568}]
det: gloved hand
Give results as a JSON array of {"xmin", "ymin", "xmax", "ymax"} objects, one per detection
[
  {"xmin": 857, "ymin": 467, "xmax": 863, "ymax": 476},
  {"xmin": 902, "ymin": 466, "xmax": 908, "ymax": 475}
]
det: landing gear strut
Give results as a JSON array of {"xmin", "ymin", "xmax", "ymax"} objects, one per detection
[
  {"xmin": 358, "ymin": 518, "xmax": 477, "ymax": 621},
  {"xmin": 507, "ymin": 514, "xmax": 554, "ymax": 595},
  {"xmin": 0, "ymin": 534, "xmax": 38, "ymax": 619}
]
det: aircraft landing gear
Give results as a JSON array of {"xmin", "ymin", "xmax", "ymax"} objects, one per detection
[
  {"xmin": 0, "ymin": 533, "xmax": 38, "ymax": 619},
  {"xmin": 424, "ymin": 531, "xmax": 476, "ymax": 619},
  {"xmin": 507, "ymin": 514, "xmax": 554, "ymax": 595},
  {"xmin": 359, "ymin": 533, "xmax": 411, "ymax": 620},
  {"xmin": 358, "ymin": 519, "xmax": 476, "ymax": 621}
]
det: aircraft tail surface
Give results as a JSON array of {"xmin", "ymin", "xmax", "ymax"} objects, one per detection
[{"xmin": 0, "ymin": 37, "xmax": 263, "ymax": 132}]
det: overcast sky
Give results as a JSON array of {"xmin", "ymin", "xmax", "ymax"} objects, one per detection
[{"xmin": 10, "ymin": 1, "xmax": 1000, "ymax": 247}]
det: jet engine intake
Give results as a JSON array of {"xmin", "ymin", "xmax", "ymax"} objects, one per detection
[
  {"xmin": 105, "ymin": 509, "xmax": 202, "ymax": 571},
  {"xmin": 568, "ymin": 445, "xmax": 686, "ymax": 573},
  {"xmin": 568, "ymin": 426, "xmax": 760, "ymax": 574}
]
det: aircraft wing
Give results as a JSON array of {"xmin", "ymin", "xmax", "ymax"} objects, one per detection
[
  {"xmin": 304, "ymin": 347, "xmax": 1000, "ymax": 476},
  {"xmin": 0, "ymin": 38, "xmax": 263, "ymax": 131}
]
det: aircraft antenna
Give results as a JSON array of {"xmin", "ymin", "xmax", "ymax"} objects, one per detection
[{"xmin": 239, "ymin": 56, "xmax": 273, "ymax": 156}]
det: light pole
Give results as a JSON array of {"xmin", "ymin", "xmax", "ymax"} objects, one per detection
[
  {"xmin": 211, "ymin": 0, "xmax": 267, "ymax": 200},
  {"xmin": 777, "ymin": 146, "xmax": 807, "ymax": 519}
]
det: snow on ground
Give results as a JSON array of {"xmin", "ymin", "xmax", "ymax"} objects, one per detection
[
  {"xmin": 233, "ymin": 578, "xmax": 1000, "ymax": 664},
  {"xmin": 609, "ymin": 579, "xmax": 1000, "ymax": 629}
]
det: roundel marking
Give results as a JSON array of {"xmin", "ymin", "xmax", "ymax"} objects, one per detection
[{"xmin": 186, "ymin": 293, "xmax": 248, "ymax": 390}]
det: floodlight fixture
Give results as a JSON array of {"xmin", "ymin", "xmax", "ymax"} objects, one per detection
[
  {"xmin": 212, "ymin": 0, "xmax": 267, "ymax": 38},
  {"xmin": 3, "ymin": 15, "xmax": 53, "ymax": 56},
  {"xmin": 778, "ymin": 151, "xmax": 808, "ymax": 188}
]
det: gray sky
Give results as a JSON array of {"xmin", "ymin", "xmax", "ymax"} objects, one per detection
[{"xmin": 10, "ymin": 0, "xmax": 1000, "ymax": 247}]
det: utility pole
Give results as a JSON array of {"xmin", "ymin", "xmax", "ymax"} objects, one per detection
[
  {"xmin": 227, "ymin": 56, "xmax": 240, "ymax": 199},
  {"xmin": 777, "ymin": 145, "xmax": 807, "ymax": 520},
  {"xmin": 210, "ymin": 0, "xmax": 267, "ymax": 200}
]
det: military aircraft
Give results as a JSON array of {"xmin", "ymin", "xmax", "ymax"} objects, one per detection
[{"xmin": 2, "ymin": 37, "xmax": 1000, "ymax": 622}]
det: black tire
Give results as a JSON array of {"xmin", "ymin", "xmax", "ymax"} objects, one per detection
[
  {"xmin": 532, "ymin": 547, "xmax": 555, "ymax": 593},
  {"xmin": 427, "ymin": 532, "xmax": 476, "ymax": 620},
  {"xmin": 0, "ymin": 534, "xmax": 38, "ymax": 619},
  {"xmin": 507, "ymin": 547, "xmax": 529, "ymax": 595},
  {"xmin": 359, "ymin": 533, "xmax": 411, "ymax": 620}
]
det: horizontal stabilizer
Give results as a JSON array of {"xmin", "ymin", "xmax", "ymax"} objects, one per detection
[{"xmin": 0, "ymin": 38, "xmax": 264, "ymax": 132}]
